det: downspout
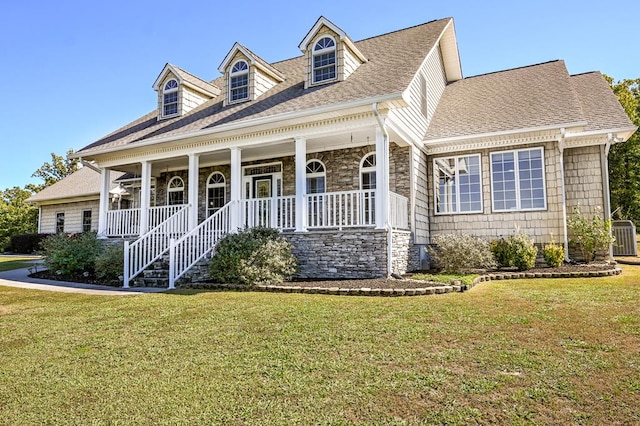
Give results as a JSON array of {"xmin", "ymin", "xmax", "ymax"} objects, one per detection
[
  {"xmin": 373, "ymin": 102, "xmax": 393, "ymax": 277},
  {"xmin": 603, "ymin": 134, "xmax": 613, "ymax": 258},
  {"xmin": 558, "ymin": 128, "xmax": 571, "ymax": 262}
]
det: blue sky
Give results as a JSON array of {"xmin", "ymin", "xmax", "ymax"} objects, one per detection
[{"xmin": 1, "ymin": 0, "xmax": 637, "ymax": 189}]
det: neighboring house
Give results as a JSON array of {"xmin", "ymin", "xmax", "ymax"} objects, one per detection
[
  {"xmin": 34, "ymin": 16, "xmax": 636, "ymax": 287},
  {"xmin": 27, "ymin": 167, "xmax": 125, "ymax": 234}
]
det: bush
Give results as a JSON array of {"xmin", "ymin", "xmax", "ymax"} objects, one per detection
[
  {"xmin": 491, "ymin": 230, "xmax": 538, "ymax": 271},
  {"xmin": 567, "ymin": 206, "xmax": 615, "ymax": 262},
  {"xmin": 509, "ymin": 231, "xmax": 538, "ymax": 271},
  {"xmin": 209, "ymin": 227, "xmax": 297, "ymax": 285},
  {"xmin": 95, "ymin": 243, "xmax": 124, "ymax": 282},
  {"xmin": 8, "ymin": 233, "xmax": 51, "ymax": 254},
  {"xmin": 40, "ymin": 232, "xmax": 102, "ymax": 276},
  {"xmin": 427, "ymin": 234, "xmax": 496, "ymax": 274},
  {"xmin": 543, "ymin": 238, "xmax": 565, "ymax": 267}
]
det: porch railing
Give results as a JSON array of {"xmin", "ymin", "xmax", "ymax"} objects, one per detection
[
  {"xmin": 390, "ymin": 192, "xmax": 409, "ymax": 230},
  {"xmin": 305, "ymin": 190, "xmax": 376, "ymax": 229},
  {"xmin": 105, "ymin": 205, "xmax": 188, "ymax": 237},
  {"xmin": 105, "ymin": 208, "xmax": 140, "ymax": 237},
  {"xmin": 168, "ymin": 202, "xmax": 232, "ymax": 288},
  {"xmin": 240, "ymin": 196, "xmax": 296, "ymax": 230},
  {"xmin": 123, "ymin": 204, "xmax": 189, "ymax": 287}
]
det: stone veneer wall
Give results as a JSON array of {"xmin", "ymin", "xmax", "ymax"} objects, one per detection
[
  {"xmin": 283, "ymin": 229, "xmax": 388, "ymax": 279},
  {"xmin": 427, "ymin": 141, "xmax": 564, "ymax": 243},
  {"xmin": 391, "ymin": 230, "xmax": 411, "ymax": 275}
]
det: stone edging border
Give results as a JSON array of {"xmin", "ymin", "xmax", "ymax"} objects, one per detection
[{"xmin": 185, "ymin": 267, "xmax": 622, "ymax": 297}]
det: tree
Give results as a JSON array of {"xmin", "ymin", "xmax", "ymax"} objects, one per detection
[
  {"xmin": 607, "ymin": 76, "xmax": 640, "ymax": 222},
  {"xmin": 0, "ymin": 186, "xmax": 38, "ymax": 250},
  {"xmin": 30, "ymin": 149, "xmax": 80, "ymax": 189}
]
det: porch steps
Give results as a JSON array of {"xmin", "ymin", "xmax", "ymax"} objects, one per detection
[{"xmin": 131, "ymin": 255, "xmax": 211, "ymax": 288}]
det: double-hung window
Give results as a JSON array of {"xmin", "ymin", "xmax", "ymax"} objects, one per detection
[
  {"xmin": 229, "ymin": 60, "xmax": 249, "ymax": 102},
  {"xmin": 312, "ymin": 37, "xmax": 336, "ymax": 84},
  {"xmin": 82, "ymin": 210, "xmax": 92, "ymax": 232},
  {"xmin": 163, "ymin": 79, "xmax": 179, "ymax": 116},
  {"xmin": 491, "ymin": 147, "xmax": 546, "ymax": 212},
  {"xmin": 434, "ymin": 154, "xmax": 482, "ymax": 214}
]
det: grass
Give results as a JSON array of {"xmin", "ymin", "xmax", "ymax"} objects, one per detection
[
  {"xmin": 0, "ymin": 255, "xmax": 40, "ymax": 272},
  {"xmin": 0, "ymin": 266, "xmax": 639, "ymax": 424}
]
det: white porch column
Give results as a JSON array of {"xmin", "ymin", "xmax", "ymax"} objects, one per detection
[
  {"xmin": 139, "ymin": 161, "xmax": 151, "ymax": 235},
  {"xmin": 375, "ymin": 127, "xmax": 389, "ymax": 229},
  {"xmin": 230, "ymin": 147, "xmax": 242, "ymax": 232},
  {"xmin": 97, "ymin": 167, "xmax": 111, "ymax": 238},
  {"xmin": 295, "ymin": 138, "xmax": 307, "ymax": 232},
  {"xmin": 188, "ymin": 153, "xmax": 200, "ymax": 230}
]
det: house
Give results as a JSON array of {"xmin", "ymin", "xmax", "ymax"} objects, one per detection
[{"xmin": 34, "ymin": 16, "xmax": 636, "ymax": 288}]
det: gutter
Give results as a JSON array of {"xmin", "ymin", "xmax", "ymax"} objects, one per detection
[{"xmin": 373, "ymin": 102, "xmax": 393, "ymax": 277}]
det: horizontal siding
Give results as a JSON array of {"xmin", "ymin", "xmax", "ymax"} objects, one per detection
[
  {"xmin": 40, "ymin": 200, "xmax": 99, "ymax": 234},
  {"xmin": 413, "ymin": 148, "xmax": 430, "ymax": 244},
  {"xmin": 182, "ymin": 87, "xmax": 208, "ymax": 114},
  {"xmin": 343, "ymin": 46, "xmax": 361, "ymax": 79},
  {"xmin": 254, "ymin": 70, "xmax": 278, "ymax": 99}
]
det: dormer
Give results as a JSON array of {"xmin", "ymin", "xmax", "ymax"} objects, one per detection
[
  {"xmin": 218, "ymin": 43, "xmax": 285, "ymax": 106},
  {"xmin": 298, "ymin": 16, "xmax": 367, "ymax": 89},
  {"xmin": 152, "ymin": 64, "xmax": 220, "ymax": 120}
]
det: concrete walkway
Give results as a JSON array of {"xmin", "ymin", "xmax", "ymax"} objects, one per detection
[{"xmin": 0, "ymin": 266, "xmax": 166, "ymax": 296}]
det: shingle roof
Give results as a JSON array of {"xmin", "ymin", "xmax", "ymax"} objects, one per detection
[
  {"xmin": 171, "ymin": 65, "xmax": 220, "ymax": 96},
  {"xmin": 26, "ymin": 167, "xmax": 125, "ymax": 203},
  {"xmin": 76, "ymin": 18, "xmax": 453, "ymax": 156},
  {"xmin": 425, "ymin": 61, "xmax": 587, "ymax": 141},
  {"xmin": 570, "ymin": 71, "xmax": 635, "ymax": 131}
]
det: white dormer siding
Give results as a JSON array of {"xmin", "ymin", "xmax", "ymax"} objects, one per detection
[
  {"xmin": 342, "ymin": 44, "xmax": 362, "ymax": 80},
  {"xmin": 182, "ymin": 86, "xmax": 209, "ymax": 114},
  {"xmin": 389, "ymin": 45, "xmax": 448, "ymax": 143}
]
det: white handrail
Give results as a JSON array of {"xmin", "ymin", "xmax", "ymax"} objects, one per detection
[
  {"xmin": 168, "ymin": 202, "xmax": 232, "ymax": 288},
  {"xmin": 123, "ymin": 204, "xmax": 189, "ymax": 288},
  {"xmin": 390, "ymin": 192, "xmax": 409, "ymax": 230},
  {"xmin": 306, "ymin": 190, "xmax": 376, "ymax": 229}
]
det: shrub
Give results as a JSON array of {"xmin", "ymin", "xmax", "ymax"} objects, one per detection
[
  {"xmin": 543, "ymin": 237, "xmax": 565, "ymax": 267},
  {"xmin": 427, "ymin": 234, "xmax": 496, "ymax": 274},
  {"xmin": 490, "ymin": 238, "xmax": 513, "ymax": 268},
  {"xmin": 209, "ymin": 227, "xmax": 297, "ymax": 285},
  {"xmin": 40, "ymin": 232, "xmax": 102, "ymax": 276},
  {"xmin": 567, "ymin": 206, "xmax": 615, "ymax": 262},
  {"xmin": 8, "ymin": 233, "xmax": 51, "ymax": 254},
  {"xmin": 95, "ymin": 243, "xmax": 124, "ymax": 282},
  {"xmin": 509, "ymin": 231, "xmax": 538, "ymax": 271}
]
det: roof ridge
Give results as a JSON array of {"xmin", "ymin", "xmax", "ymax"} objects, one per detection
[
  {"xmin": 463, "ymin": 60, "xmax": 563, "ymax": 80},
  {"xmin": 352, "ymin": 17, "xmax": 452, "ymax": 44},
  {"xmin": 570, "ymin": 71, "xmax": 601, "ymax": 77}
]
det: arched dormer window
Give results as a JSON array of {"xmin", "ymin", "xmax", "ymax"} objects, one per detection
[
  {"xmin": 167, "ymin": 176, "xmax": 185, "ymax": 205},
  {"xmin": 163, "ymin": 79, "xmax": 179, "ymax": 116},
  {"xmin": 306, "ymin": 160, "xmax": 326, "ymax": 194},
  {"xmin": 229, "ymin": 60, "xmax": 249, "ymax": 102},
  {"xmin": 312, "ymin": 37, "xmax": 336, "ymax": 84},
  {"xmin": 206, "ymin": 172, "xmax": 226, "ymax": 216}
]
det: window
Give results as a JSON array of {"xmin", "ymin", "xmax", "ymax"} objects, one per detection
[
  {"xmin": 56, "ymin": 212, "xmax": 65, "ymax": 233},
  {"xmin": 434, "ymin": 155, "xmax": 482, "ymax": 214},
  {"xmin": 167, "ymin": 176, "xmax": 185, "ymax": 206},
  {"xmin": 306, "ymin": 160, "xmax": 326, "ymax": 194},
  {"xmin": 82, "ymin": 210, "xmax": 92, "ymax": 232},
  {"xmin": 229, "ymin": 60, "xmax": 249, "ymax": 102},
  {"xmin": 163, "ymin": 79, "xmax": 179, "ymax": 116},
  {"xmin": 312, "ymin": 36, "xmax": 336, "ymax": 84},
  {"xmin": 491, "ymin": 147, "xmax": 546, "ymax": 212},
  {"xmin": 206, "ymin": 172, "xmax": 226, "ymax": 216},
  {"xmin": 360, "ymin": 152, "xmax": 376, "ymax": 190}
]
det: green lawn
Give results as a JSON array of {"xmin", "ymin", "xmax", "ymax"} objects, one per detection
[
  {"xmin": 0, "ymin": 266, "xmax": 638, "ymax": 425},
  {"xmin": 0, "ymin": 255, "xmax": 40, "ymax": 272}
]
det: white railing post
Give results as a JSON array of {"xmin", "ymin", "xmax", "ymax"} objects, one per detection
[
  {"xmin": 123, "ymin": 240, "xmax": 130, "ymax": 288},
  {"xmin": 168, "ymin": 238, "xmax": 176, "ymax": 290}
]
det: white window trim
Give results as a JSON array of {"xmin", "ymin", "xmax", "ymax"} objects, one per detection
[
  {"xmin": 359, "ymin": 152, "xmax": 376, "ymax": 190},
  {"xmin": 433, "ymin": 154, "xmax": 483, "ymax": 215},
  {"xmin": 311, "ymin": 36, "xmax": 337, "ymax": 85},
  {"xmin": 229, "ymin": 60, "xmax": 250, "ymax": 103},
  {"xmin": 162, "ymin": 79, "xmax": 179, "ymax": 118},
  {"xmin": 167, "ymin": 176, "xmax": 185, "ymax": 205},
  {"xmin": 206, "ymin": 172, "xmax": 226, "ymax": 215},
  {"xmin": 490, "ymin": 147, "xmax": 547, "ymax": 213},
  {"xmin": 306, "ymin": 159, "xmax": 326, "ymax": 193}
]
